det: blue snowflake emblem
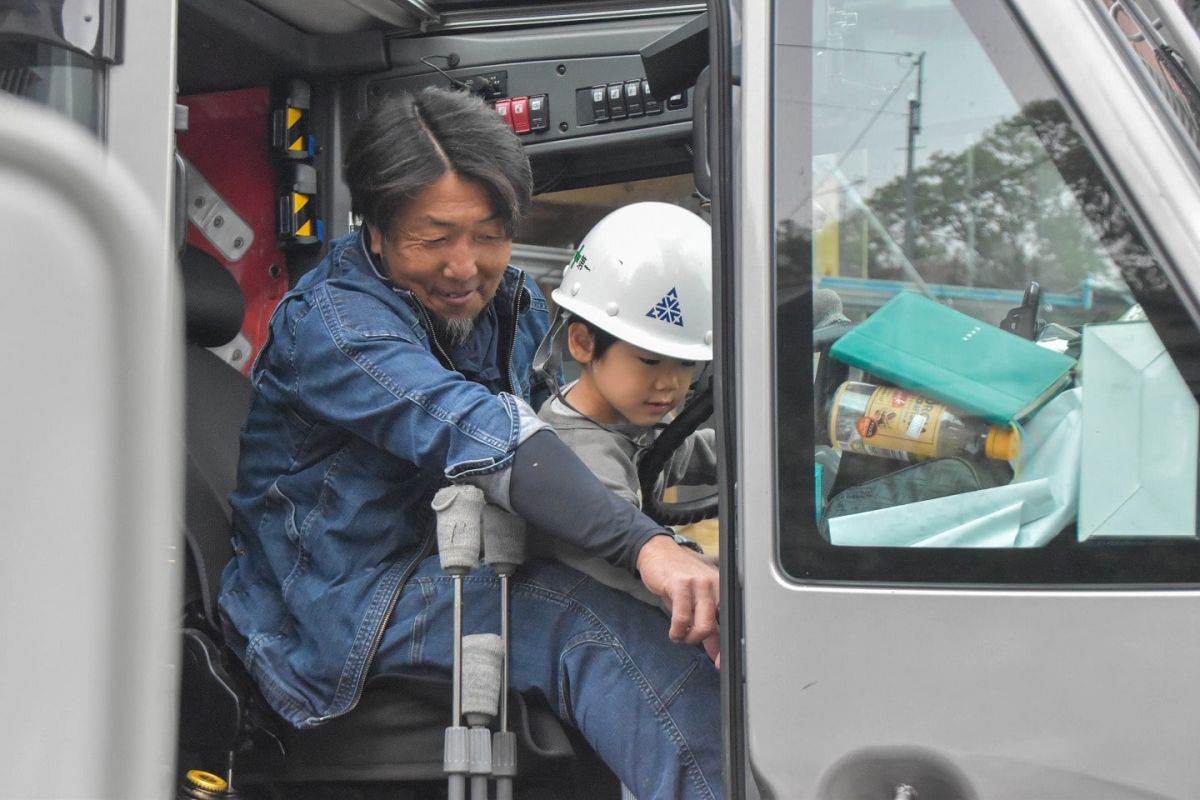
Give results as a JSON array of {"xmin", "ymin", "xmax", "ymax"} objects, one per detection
[{"xmin": 646, "ymin": 287, "xmax": 685, "ymax": 327}]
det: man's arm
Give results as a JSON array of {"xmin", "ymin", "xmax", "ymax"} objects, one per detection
[
  {"xmin": 507, "ymin": 430, "xmax": 663, "ymax": 570},
  {"xmin": 508, "ymin": 431, "xmax": 720, "ymax": 662}
]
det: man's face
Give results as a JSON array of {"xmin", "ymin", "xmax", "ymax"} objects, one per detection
[{"xmin": 368, "ymin": 172, "xmax": 512, "ymax": 322}]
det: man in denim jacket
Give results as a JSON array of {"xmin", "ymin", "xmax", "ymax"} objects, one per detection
[{"xmin": 219, "ymin": 89, "xmax": 722, "ymax": 799}]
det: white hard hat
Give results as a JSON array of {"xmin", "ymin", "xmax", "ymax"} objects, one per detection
[{"xmin": 551, "ymin": 202, "xmax": 713, "ymax": 362}]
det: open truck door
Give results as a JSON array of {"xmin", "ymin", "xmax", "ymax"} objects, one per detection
[
  {"xmin": 1, "ymin": 1, "xmax": 182, "ymax": 797},
  {"xmin": 0, "ymin": 89, "xmax": 180, "ymax": 800},
  {"xmin": 728, "ymin": 0, "xmax": 1200, "ymax": 796}
]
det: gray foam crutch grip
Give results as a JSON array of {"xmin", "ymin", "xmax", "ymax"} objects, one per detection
[
  {"xmin": 461, "ymin": 633, "xmax": 504, "ymax": 723},
  {"xmin": 482, "ymin": 504, "xmax": 527, "ymax": 575},
  {"xmin": 433, "ymin": 485, "xmax": 485, "ymax": 574}
]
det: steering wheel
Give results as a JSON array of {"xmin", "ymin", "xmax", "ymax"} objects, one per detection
[{"xmin": 637, "ymin": 375, "xmax": 719, "ymax": 526}]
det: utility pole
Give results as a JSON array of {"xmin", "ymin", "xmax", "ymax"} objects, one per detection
[
  {"xmin": 903, "ymin": 51, "xmax": 925, "ymax": 262},
  {"xmin": 965, "ymin": 132, "xmax": 977, "ymax": 285}
]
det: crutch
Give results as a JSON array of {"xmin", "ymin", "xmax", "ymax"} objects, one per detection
[
  {"xmin": 481, "ymin": 505, "xmax": 526, "ymax": 800},
  {"xmin": 462, "ymin": 633, "xmax": 504, "ymax": 800},
  {"xmin": 433, "ymin": 485, "xmax": 485, "ymax": 800}
]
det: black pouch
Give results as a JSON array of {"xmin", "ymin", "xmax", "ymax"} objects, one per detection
[{"xmin": 820, "ymin": 456, "xmax": 1012, "ymax": 540}]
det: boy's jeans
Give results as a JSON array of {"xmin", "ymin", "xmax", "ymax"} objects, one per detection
[{"xmin": 373, "ymin": 555, "xmax": 723, "ymax": 800}]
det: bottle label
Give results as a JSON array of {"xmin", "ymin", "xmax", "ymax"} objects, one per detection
[
  {"xmin": 906, "ymin": 413, "xmax": 928, "ymax": 439},
  {"xmin": 834, "ymin": 385, "xmax": 947, "ymax": 459},
  {"xmin": 861, "ymin": 386, "xmax": 945, "ymax": 457}
]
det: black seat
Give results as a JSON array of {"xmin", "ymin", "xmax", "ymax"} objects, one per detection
[{"xmin": 176, "ymin": 246, "xmax": 616, "ymax": 797}]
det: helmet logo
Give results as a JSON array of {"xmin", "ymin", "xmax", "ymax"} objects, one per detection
[
  {"xmin": 567, "ymin": 245, "xmax": 590, "ymax": 272},
  {"xmin": 646, "ymin": 287, "xmax": 685, "ymax": 327}
]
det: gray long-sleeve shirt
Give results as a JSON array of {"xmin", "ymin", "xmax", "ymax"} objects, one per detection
[{"xmin": 533, "ymin": 392, "xmax": 718, "ymax": 605}]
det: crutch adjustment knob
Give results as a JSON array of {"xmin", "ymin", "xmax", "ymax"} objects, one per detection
[
  {"xmin": 491, "ymin": 730, "xmax": 518, "ymax": 778},
  {"xmin": 443, "ymin": 725, "xmax": 470, "ymax": 774},
  {"xmin": 467, "ymin": 726, "xmax": 493, "ymax": 775}
]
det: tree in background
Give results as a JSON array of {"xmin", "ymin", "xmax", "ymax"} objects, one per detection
[{"xmin": 778, "ymin": 99, "xmax": 1167, "ymax": 300}]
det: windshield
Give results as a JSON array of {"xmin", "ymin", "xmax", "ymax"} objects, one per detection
[{"xmin": 772, "ymin": 0, "xmax": 1200, "ymax": 584}]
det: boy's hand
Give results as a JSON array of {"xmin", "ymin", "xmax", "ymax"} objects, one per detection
[{"xmin": 636, "ymin": 534, "xmax": 721, "ymax": 667}]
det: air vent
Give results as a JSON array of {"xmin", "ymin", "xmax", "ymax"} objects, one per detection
[{"xmin": 0, "ymin": 67, "xmax": 41, "ymax": 98}]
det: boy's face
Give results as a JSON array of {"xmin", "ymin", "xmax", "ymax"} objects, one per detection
[{"xmin": 568, "ymin": 323, "xmax": 700, "ymax": 426}]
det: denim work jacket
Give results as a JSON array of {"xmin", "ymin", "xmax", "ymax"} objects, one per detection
[{"xmin": 219, "ymin": 230, "xmax": 552, "ymax": 728}]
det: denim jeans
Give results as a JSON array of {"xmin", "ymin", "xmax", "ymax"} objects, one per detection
[{"xmin": 373, "ymin": 555, "xmax": 724, "ymax": 800}]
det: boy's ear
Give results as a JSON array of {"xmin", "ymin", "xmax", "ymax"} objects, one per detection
[{"xmin": 566, "ymin": 321, "xmax": 596, "ymax": 365}]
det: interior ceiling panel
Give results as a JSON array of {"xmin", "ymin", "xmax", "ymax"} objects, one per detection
[
  {"xmin": 225, "ymin": 0, "xmax": 701, "ymax": 35},
  {"xmin": 249, "ymin": 0, "xmax": 416, "ymax": 33}
]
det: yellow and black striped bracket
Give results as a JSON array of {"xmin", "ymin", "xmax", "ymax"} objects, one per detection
[
  {"xmin": 292, "ymin": 190, "xmax": 316, "ymax": 240},
  {"xmin": 286, "ymin": 106, "xmax": 309, "ymax": 154}
]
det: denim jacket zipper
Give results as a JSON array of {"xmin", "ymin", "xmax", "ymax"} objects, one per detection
[
  {"xmin": 411, "ymin": 272, "xmax": 527, "ymax": 393},
  {"xmin": 415, "ymin": 301, "xmax": 457, "ymax": 372},
  {"xmin": 504, "ymin": 272, "xmax": 527, "ymax": 395}
]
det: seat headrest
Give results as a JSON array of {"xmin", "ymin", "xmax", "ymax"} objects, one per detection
[{"xmin": 181, "ymin": 246, "xmax": 246, "ymax": 348}]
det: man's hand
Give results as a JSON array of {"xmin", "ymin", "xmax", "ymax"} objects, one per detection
[{"xmin": 637, "ymin": 534, "xmax": 721, "ymax": 667}]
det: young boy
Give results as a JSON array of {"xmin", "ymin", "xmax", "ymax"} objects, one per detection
[{"xmin": 534, "ymin": 202, "xmax": 717, "ymax": 605}]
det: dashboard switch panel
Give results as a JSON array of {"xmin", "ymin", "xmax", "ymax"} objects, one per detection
[{"xmin": 371, "ymin": 53, "xmax": 693, "ymax": 143}]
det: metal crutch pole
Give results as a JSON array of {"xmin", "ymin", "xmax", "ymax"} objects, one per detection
[
  {"xmin": 433, "ymin": 485, "xmax": 485, "ymax": 800},
  {"xmin": 481, "ymin": 505, "xmax": 526, "ymax": 800},
  {"xmin": 462, "ymin": 633, "xmax": 504, "ymax": 800}
]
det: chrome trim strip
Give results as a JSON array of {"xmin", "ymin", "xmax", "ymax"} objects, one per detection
[{"xmin": 391, "ymin": 0, "xmax": 443, "ymax": 26}]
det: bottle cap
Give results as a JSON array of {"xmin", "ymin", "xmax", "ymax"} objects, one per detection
[{"xmin": 985, "ymin": 426, "xmax": 1020, "ymax": 461}]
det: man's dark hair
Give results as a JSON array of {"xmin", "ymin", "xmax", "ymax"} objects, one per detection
[
  {"xmin": 570, "ymin": 315, "xmax": 618, "ymax": 360},
  {"xmin": 344, "ymin": 88, "xmax": 533, "ymax": 237}
]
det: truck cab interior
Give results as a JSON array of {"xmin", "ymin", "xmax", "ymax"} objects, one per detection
[{"xmin": 173, "ymin": 1, "xmax": 715, "ymax": 797}]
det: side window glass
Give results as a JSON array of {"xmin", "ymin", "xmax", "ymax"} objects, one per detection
[
  {"xmin": 0, "ymin": 42, "xmax": 101, "ymax": 133},
  {"xmin": 774, "ymin": 0, "xmax": 1200, "ymax": 583}
]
